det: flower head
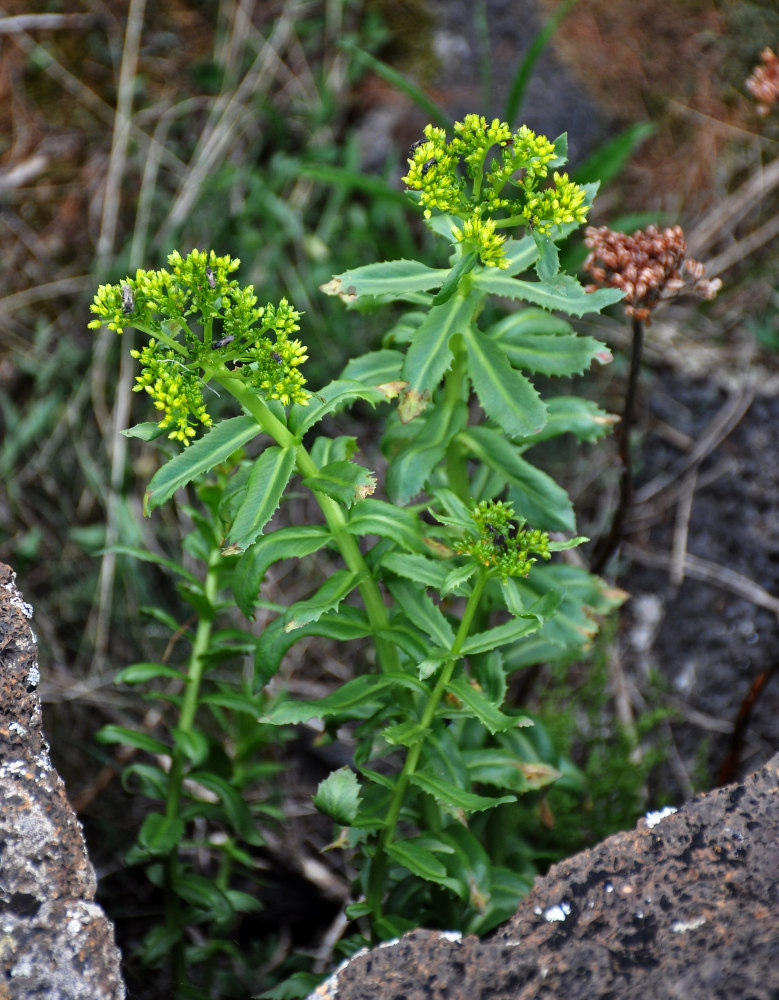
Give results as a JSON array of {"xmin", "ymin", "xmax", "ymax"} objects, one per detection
[
  {"xmin": 130, "ymin": 340, "xmax": 213, "ymax": 444},
  {"xmin": 455, "ymin": 500, "xmax": 550, "ymax": 581},
  {"xmin": 402, "ymin": 115, "xmax": 590, "ymax": 265},
  {"xmin": 89, "ymin": 250, "xmax": 310, "ymax": 444},
  {"xmin": 583, "ymin": 225, "xmax": 721, "ymax": 324}
]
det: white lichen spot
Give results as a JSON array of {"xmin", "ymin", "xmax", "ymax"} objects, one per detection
[
  {"xmin": 644, "ymin": 806, "xmax": 677, "ymax": 828},
  {"xmin": 604, "ymin": 882, "xmax": 614, "ymax": 893},
  {"xmin": 543, "ymin": 901, "xmax": 571, "ymax": 922},
  {"xmin": 8, "ymin": 722, "xmax": 26, "ymax": 737},
  {"xmin": 436, "ymin": 931, "xmax": 462, "ymax": 943},
  {"xmin": 9, "ymin": 596, "xmax": 34, "ymax": 619},
  {"xmin": 0, "ymin": 759, "xmax": 28, "ymax": 778},
  {"xmin": 671, "ymin": 917, "xmax": 707, "ymax": 933},
  {"xmin": 33, "ymin": 752, "xmax": 53, "ymax": 773},
  {"xmin": 26, "ymin": 664, "xmax": 40, "ymax": 688}
]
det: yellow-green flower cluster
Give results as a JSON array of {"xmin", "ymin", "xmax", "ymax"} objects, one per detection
[
  {"xmin": 89, "ymin": 250, "xmax": 311, "ymax": 442},
  {"xmin": 402, "ymin": 125, "xmax": 464, "ymax": 218},
  {"xmin": 130, "ymin": 340, "xmax": 213, "ymax": 445},
  {"xmin": 451, "ymin": 115, "xmax": 514, "ymax": 174},
  {"xmin": 455, "ymin": 500, "xmax": 550, "ymax": 581},
  {"xmin": 237, "ymin": 299, "xmax": 310, "ymax": 406},
  {"xmin": 402, "ymin": 115, "xmax": 590, "ymax": 262},
  {"xmin": 451, "ymin": 213, "xmax": 509, "ymax": 269},
  {"xmin": 523, "ymin": 171, "xmax": 589, "ymax": 236}
]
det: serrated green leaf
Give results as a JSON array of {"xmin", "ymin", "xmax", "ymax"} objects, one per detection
[
  {"xmin": 225, "ymin": 446, "xmax": 296, "ymax": 552},
  {"xmin": 283, "ymin": 568, "xmax": 361, "ymax": 631},
  {"xmin": 463, "ymin": 325, "xmax": 547, "ymax": 438},
  {"xmin": 341, "ymin": 349, "xmax": 404, "ymax": 385},
  {"xmin": 233, "ymin": 525, "xmax": 332, "ymax": 618},
  {"xmin": 402, "ymin": 293, "xmax": 478, "ymax": 396},
  {"xmin": 115, "ymin": 662, "xmax": 186, "ymax": 684},
  {"xmin": 253, "ymin": 607, "xmax": 372, "ymax": 685},
  {"xmin": 346, "ymin": 498, "xmax": 424, "ymax": 552},
  {"xmin": 288, "ymin": 379, "xmax": 388, "ymax": 437},
  {"xmin": 441, "ymin": 561, "xmax": 477, "ymax": 595},
  {"xmin": 417, "ymin": 655, "xmax": 447, "ymax": 680},
  {"xmin": 379, "ymin": 552, "xmax": 450, "ymax": 591},
  {"xmin": 473, "ymin": 270, "xmax": 624, "ymax": 316},
  {"xmin": 533, "ymin": 232, "xmax": 560, "ymax": 283},
  {"xmin": 518, "ymin": 396, "xmax": 618, "ymax": 444},
  {"xmin": 324, "ymin": 259, "xmax": 448, "ymax": 299},
  {"xmin": 313, "ymin": 766, "xmax": 361, "ymax": 825},
  {"xmin": 262, "ymin": 673, "xmax": 425, "ymax": 725},
  {"xmin": 387, "ymin": 399, "xmax": 468, "ymax": 505},
  {"xmin": 461, "ymin": 747, "xmax": 538, "ymax": 792},
  {"xmin": 443, "ymin": 677, "xmax": 516, "ymax": 734},
  {"xmin": 500, "ymin": 235, "xmax": 539, "ymax": 277},
  {"xmin": 385, "ymin": 839, "xmax": 461, "ymax": 893},
  {"xmin": 382, "ymin": 720, "xmax": 428, "ymax": 746},
  {"xmin": 310, "ymin": 434, "xmax": 358, "ymax": 467},
  {"xmin": 461, "ymin": 425, "xmax": 575, "ymax": 531},
  {"xmin": 410, "ymin": 771, "xmax": 515, "ymax": 813},
  {"xmin": 460, "ymin": 611, "xmax": 544, "ymax": 656},
  {"xmin": 301, "ymin": 460, "xmax": 376, "ymax": 508},
  {"xmin": 494, "ymin": 329, "xmax": 613, "ymax": 377},
  {"xmin": 387, "ymin": 579, "xmax": 455, "ymax": 649},
  {"xmin": 96, "ymin": 724, "xmax": 169, "ymax": 756},
  {"xmin": 490, "ymin": 307, "xmax": 574, "ymax": 339},
  {"xmin": 144, "ymin": 415, "xmax": 257, "ymax": 513}
]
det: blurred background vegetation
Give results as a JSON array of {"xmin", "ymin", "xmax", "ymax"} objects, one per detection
[{"xmin": 1, "ymin": 0, "xmax": 778, "ymax": 996}]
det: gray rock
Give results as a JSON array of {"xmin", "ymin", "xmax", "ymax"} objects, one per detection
[
  {"xmin": 0, "ymin": 563, "xmax": 126, "ymax": 1000},
  {"xmin": 312, "ymin": 753, "xmax": 779, "ymax": 1000}
]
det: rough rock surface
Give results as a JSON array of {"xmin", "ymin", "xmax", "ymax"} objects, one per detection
[
  {"xmin": 0, "ymin": 563, "xmax": 126, "ymax": 999},
  {"xmin": 313, "ymin": 754, "xmax": 779, "ymax": 1000}
]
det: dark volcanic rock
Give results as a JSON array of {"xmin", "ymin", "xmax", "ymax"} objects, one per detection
[
  {"xmin": 0, "ymin": 563, "xmax": 125, "ymax": 1000},
  {"xmin": 312, "ymin": 754, "xmax": 779, "ymax": 1000}
]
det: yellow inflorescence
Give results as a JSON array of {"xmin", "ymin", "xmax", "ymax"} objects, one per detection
[
  {"xmin": 89, "ymin": 250, "xmax": 310, "ymax": 444},
  {"xmin": 402, "ymin": 116, "xmax": 590, "ymax": 264}
]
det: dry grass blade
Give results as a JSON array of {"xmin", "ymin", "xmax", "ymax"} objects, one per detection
[
  {"xmin": 623, "ymin": 543, "xmax": 779, "ymax": 618},
  {"xmin": 157, "ymin": 0, "xmax": 302, "ymax": 245},
  {"xmin": 687, "ymin": 154, "xmax": 779, "ymax": 261},
  {"xmin": 633, "ymin": 387, "xmax": 754, "ymax": 504}
]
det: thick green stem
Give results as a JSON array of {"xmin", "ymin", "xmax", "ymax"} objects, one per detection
[
  {"xmin": 366, "ymin": 569, "xmax": 489, "ymax": 922},
  {"xmin": 214, "ymin": 374, "xmax": 400, "ymax": 674}
]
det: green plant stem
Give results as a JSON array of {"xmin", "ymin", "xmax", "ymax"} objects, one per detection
[
  {"xmin": 214, "ymin": 374, "xmax": 400, "ymax": 674},
  {"xmin": 163, "ymin": 538, "xmax": 220, "ymax": 991},
  {"xmin": 443, "ymin": 337, "xmax": 471, "ymax": 503},
  {"xmin": 366, "ymin": 568, "xmax": 489, "ymax": 922}
]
